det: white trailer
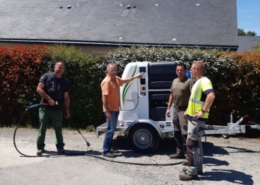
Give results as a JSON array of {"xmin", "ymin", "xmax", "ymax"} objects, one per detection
[{"xmin": 96, "ymin": 61, "xmax": 260, "ymax": 153}]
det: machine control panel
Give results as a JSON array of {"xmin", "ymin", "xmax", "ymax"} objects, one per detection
[{"xmin": 139, "ymin": 67, "xmax": 146, "ymax": 96}]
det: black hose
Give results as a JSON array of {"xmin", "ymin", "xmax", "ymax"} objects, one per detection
[
  {"xmin": 13, "ymin": 104, "xmax": 88, "ymax": 158},
  {"xmin": 84, "ymin": 154, "xmax": 182, "ymax": 166},
  {"xmin": 13, "ymin": 110, "xmax": 40, "ymax": 157},
  {"xmin": 13, "ymin": 105, "xmax": 54, "ymax": 157},
  {"xmin": 13, "ymin": 105, "xmax": 182, "ymax": 166}
]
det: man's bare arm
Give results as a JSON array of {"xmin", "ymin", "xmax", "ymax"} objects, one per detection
[
  {"xmin": 64, "ymin": 92, "xmax": 70, "ymax": 118},
  {"xmin": 102, "ymin": 95, "xmax": 112, "ymax": 120},
  {"xmin": 194, "ymin": 91, "xmax": 215, "ymax": 119},
  {"xmin": 167, "ymin": 94, "xmax": 174, "ymax": 110},
  {"xmin": 36, "ymin": 82, "xmax": 55, "ymax": 106},
  {"xmin": 166, "ymin": 94, "xmax": 174, "ymax": 117},
  {"xmin": 121, "ymin": 73, "xmax": 143, "ymax": 84},
  {"xmin": 202, "ymin": 91, "xmax": 215, "ymax": 112}
]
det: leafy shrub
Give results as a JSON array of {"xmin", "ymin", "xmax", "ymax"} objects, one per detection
[
  {"xmin": 1, "ymin": 45, "xmax": 260, "ymax": 131},
  {"xmin": 0, "ymin": 45, "xmax": 47, "ymax": 126},
  {"xmin": 215, "ymin": 51, "xmax": 260, "ymax": 124},
  {"xmin": 105, "ymin": 47, "xmax": 223, "ymax": 124},
  {"xmin": 40, "ymin": 46, "xmax": 104, "ymax": 128}
]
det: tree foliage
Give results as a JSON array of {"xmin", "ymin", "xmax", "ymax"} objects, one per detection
[{"xmin": 238, "ymin": 28, "xmax": 257, "ymax": 36}]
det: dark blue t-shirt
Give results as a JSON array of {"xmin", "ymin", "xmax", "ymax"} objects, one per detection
[{"xmin": 39, "ymin": 72, "xmax": 70, "ymax": 109}]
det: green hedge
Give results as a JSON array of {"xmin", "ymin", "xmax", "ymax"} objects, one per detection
[
  {"xmin": 1, "ymin": 45, "xmax": 260, "ymax": 130},
  {"xmin": 35, "ymin": 46, "xmax": 105, "ymax": 129},
  {"xmin": 0, "ymin": 45, "xmax": 45, "ymax": 126},
  {"xmin": 104, "ymin": 46, "xmax": 260, "ymax": 126}
]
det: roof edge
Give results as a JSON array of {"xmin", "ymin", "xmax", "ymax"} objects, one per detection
[{"xmin": 0, "ymin": 38, "xmax": 238, "ymax": 51}]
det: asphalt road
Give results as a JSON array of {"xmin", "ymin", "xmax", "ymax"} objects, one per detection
[{"xmin": 1, "ymin": 127, "xmax": 260, "ymax": 185}]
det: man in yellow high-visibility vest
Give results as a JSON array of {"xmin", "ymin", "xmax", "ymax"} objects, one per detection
[{"xmin": 179, "ymin": 61, "xmax": 215, "ymax": 181}]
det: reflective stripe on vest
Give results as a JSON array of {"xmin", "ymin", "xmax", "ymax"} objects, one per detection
[
  {"xmin": 189, "ymin": 98, "xmax": 205, "ymax": 105},
  {"xmin": 190, "ymin": 77, "xmax": 206, "ymax": 104}
]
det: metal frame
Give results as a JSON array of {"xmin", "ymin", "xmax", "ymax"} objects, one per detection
[{"xmin": 96, "ymin": 114, "xmax": 260, "ymax": 138}]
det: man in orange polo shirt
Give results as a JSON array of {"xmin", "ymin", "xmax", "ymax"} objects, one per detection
[{"xmin": 101, "ymin": 63, "xmax": 142, "ymax": 158}]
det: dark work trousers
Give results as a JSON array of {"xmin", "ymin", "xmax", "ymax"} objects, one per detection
[
  {"xmin": 186, "ymin": 119, "xmax": 205, "ymax": 175},
  {"xmin": 173, "ymin": 106, "xmax": 188, "ymax": 154},
  {"xmin": 37, "ymin": 107, "xmax": 64, "ymax": 150}
]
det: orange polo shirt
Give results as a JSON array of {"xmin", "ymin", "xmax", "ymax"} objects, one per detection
[{"xmin": 101, "ymin": 75, "xmax": 124, "ymax": 112}]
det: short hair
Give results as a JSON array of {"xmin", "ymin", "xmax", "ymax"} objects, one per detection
[
  {"xmin": 55, "ymin": 61, "xmax": 65, "ymax": 67},
  {"xmin": 177, "ymin": 63, "xmax": 187, "ymax": 70},
  {"xmin": 106, "ymin": 63, "xmax": 116, "ymax": 72},
  {"xmin": 193, "ymin": 60, "xmax": 205, "ymax": 71}
]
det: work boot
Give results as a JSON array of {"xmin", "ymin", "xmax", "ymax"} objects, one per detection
[
  {"xmin": 103, "ymin": 152, "xmax": 116, "ymax": 158},
  {"xmin": 57, "ymin": 148, "xmax": 66, "ymax": 155},
  {"xmin": 179, "ymin": 172, "xmax": 198, "ymax": 181},
  {"xmin": 36, "ymin": 149, "xmax": 44, "ymax": 156},
  {"xmin": 169, "ymin": 152, "xmax": 186, "ymax": 159},
  {"xmin": 182, "ymin": 159, "xmax": 188, "ymax": 166},
  {"xmin": 110, "ymin": 148, "xmax": 120, "ymax": 153},
  {"xmin": 182, "ymin": 167, "xmax": 203, "ymax": 175}
]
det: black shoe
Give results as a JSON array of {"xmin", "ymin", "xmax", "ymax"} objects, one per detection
[
  {"xmin": 103, "ymin": 152, "xmax": 116, "ymax": 158},
  {"xmin": 57, "ymin": 148, "xmax": 65, "ymax": 155},
  {"xmin": 110, "ymin": 148, "xmax": 120, "ymax": 153},
  {"xmin": 36, "ymin": 149, "xmax": 44, "ymax": 156}
]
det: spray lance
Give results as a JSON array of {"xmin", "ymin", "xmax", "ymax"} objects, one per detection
[{"xmin": 13, "ymin": 102, "xmax": 90, "ymax": 157}]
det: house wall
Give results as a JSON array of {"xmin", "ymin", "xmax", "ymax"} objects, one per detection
[
  {"xmin": 0, "ymin": 42, "xmax": 118, "ymax": 54},
  {"xmin": 237, "ymin": 36, "xmax": 260, "ymax": 52}
]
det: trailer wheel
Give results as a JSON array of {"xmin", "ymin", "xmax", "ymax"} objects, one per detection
[
  {"xmin": 222, "ymin": 134, "xmax": 229, "ymax": 139},
  {"xmin": 128, "ymin": 124, "xmax": 159, "ymax": 153}
]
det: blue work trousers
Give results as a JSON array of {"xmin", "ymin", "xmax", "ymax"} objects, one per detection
[{"xmin": 103, "ymin": 111, "xmax": 119, "ymax": 153}]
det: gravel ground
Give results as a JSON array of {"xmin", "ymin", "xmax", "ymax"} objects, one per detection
[{"xmin": 1, "ymin": 127, "xmax": 260, "ymax": 185}]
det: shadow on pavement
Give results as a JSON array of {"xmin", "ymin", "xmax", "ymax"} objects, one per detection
[
  {"xmin": 100, "ymin": 135, "xmax": 259, "ymax": 165},
  {"xmin": 200, "ymin": 169, "xmax": 253, "ymax": 185},
  {"xmin": 223, "ymin": 146, "xmax": 260, "ymax": 153},
  {"xmin": 112, "ymin": 135, "xmax": 231, "ymax": 159},
  {"xmin": 203, "ymin": 142, "xmax": 229, "ymax": 156},
  {"xmin": 204, "ymin": 157, "xmax": 229, "ymax": 166},
  {"xmin": 43, "ymin": 150, "xmax": 88, "ymax": 157}
]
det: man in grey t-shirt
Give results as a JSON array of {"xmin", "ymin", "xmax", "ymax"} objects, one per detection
[
  {"xmin": 166, "ymin": 63, "xmax": 193, "ymax": 159},
  {"xmin": 36, "ymin": 61, "xmax": 70, "ymax": 156}
]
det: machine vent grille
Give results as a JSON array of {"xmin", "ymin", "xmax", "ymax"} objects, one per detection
[{"xmin": 166, "ymin": 122, "xmax": 172, "ymax": 126}]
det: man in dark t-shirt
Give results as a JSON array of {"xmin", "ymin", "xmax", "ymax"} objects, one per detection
[
  {"xmin": 166, "ymin": 63, "xmax": 194, "ymax": 159},
  {"xmin": 36, "ymin": 61, "xmax": 70, "ymax": 156}
]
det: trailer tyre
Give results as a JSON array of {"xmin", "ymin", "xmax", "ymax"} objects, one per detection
[{"xmin": 128, "ymin": 124, "xmax": 159, "ymax": 153}]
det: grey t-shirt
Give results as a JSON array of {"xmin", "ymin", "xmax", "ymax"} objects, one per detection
[
  {"xmin": 39, "ymin": 72, "xmax": 70, "ymax": 109},
  {"xmin": 170, "ymin": 77, "xmax": 194, "ymax": 107}
]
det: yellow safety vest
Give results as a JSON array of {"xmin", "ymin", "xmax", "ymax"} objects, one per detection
[{"xmin": 186, "ymin": 77, "xmax": 213, "ymax": 120}]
